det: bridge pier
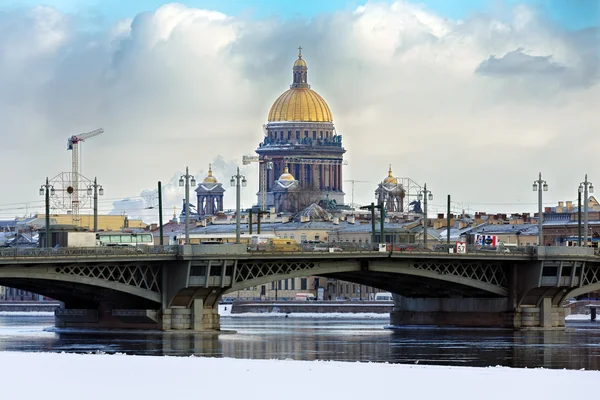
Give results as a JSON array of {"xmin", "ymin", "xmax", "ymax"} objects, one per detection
[
  {"xmin": 160, "ymin": 301, "xmax": 220, "ymax": 331},
  {"xmin": 55, "ymin": 303, "xmax": 161, "ymax": 330},
  {"xmin": 389, "ymin": 295, "xmax": 567, "ymax": 329}
]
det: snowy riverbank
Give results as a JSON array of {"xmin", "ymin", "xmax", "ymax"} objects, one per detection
[{"xmin": 0, "ymin": 352, "xmax": 597, "ymax": 399}]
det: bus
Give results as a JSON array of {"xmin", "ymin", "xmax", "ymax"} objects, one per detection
[
  {"xmin": 171, "ymin": 233, "xmax": 276, "ymax": 246},
  {"xmin": 96, "ymin": 232, "xmax": 154, "ymax": 246}
]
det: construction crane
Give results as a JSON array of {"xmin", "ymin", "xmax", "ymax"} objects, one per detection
[
  {"xmin": 66, "ymin": 128, "xmax": 104, "ymax": 223},
  {"xmin": 344, "ymin": 180, "xmax": 369, "ymax": 208}
]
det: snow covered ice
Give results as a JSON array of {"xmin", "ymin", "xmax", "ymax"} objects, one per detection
[{"xmin": 0, "ymin": 351, "xmax": 598, "ymax": 400}]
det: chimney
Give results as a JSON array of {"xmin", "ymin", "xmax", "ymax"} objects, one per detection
[
  {"xmin": 333, "ymin": 217, "xmax": 339, "ymax": 225},
  {"xmin": 347, "ymin": 216, "xmax": 356, "ymax": 224},
  {"xmin": 300, "ymin": 216, "xmax": 310, "ymax": 223},
  {"xmin": 437, "ymin": 213, "xmax": 444, "ymax": 219},
  {"xmin": 566, "ymin": 201, "xmax": 573, "ymax": 211}
]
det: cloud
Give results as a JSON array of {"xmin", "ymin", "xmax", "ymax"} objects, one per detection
[
  {"xmin": 0, "ymin": 1, "xmax": 598, "ymax": 220},
  {"xmin": 476, "ymin": 48, "xmax": 566, "ymax": 76}
]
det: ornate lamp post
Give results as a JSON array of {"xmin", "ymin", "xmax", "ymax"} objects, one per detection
[
  {"xmin": 532, "ymin": 173, "xmax": 548, "ymax": 246},
  {"xmin": 417, "ymin": 184, "xmax": 433, "ymax": 247},
  {"xmin": 39, "ymin": 178, "xmax": 55, "ymax": 248},
  {"xmin": 87, "ymin": 177, "xmax": 104, "ymax": 232},
  {"xmin": 179, "ymin": 167, "xmax": 196, "ymax": 244},
  {"xmin": 579, "ymin": 175, "xmax": 594, "ymax": 247},
  {"xmin": 230, "ymin": 167, "xmax": 247, "ymax": 244}
]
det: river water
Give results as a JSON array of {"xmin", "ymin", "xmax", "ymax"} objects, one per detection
[{"xmin": 0, "ymin": 314, "xmax": 599, "ymax": 370}]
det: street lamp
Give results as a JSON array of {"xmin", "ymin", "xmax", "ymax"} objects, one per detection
[
  {"xmin": 579, "ymin": 174, "xmax": 594, "ymax": 247},
  {"xmin": 532, "ymin": 172, "xmax": 548, "ymax": 246},
  {"xmin": 417, "ymin": 183, "xmax": 433, "ymax": 247},
  {"xmin": 87, "ymin": 177, "xmax": 104, "ymax": 232},
  {"xmin": 179, "ymin": 167, "xmax": 196, "ymax": 244},
  {"xmin": 39, "ymin": 178, "xmax": 55, "ymax": 248},
  {"xmin": 231, "ymin": 167, "xmax": 247, "ymax": 244}
]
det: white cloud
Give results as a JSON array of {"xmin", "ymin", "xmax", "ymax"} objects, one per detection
[{"xmin": 0, "ymin": 1, "xmax": 598, "ymax": 220}]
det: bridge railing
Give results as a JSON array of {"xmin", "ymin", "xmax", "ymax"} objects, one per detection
[
  {"xmin": 246, "ymin": 242, "xmax": 538, "ymax": 255},
  {"xmin": 0, "ymin": 245, "xmax": 179, "ymax": 259}
]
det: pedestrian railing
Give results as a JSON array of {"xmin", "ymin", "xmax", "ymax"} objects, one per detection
[{"xmin": 0, "ymin": 245, "xmax": 179, "ymax": 259}]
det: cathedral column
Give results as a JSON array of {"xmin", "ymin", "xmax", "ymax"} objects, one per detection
[
  {"xmin": 339, "ymin": 164, "xmax": 343, "ymax": 192},
  {"xmin": 300, "ymin": 163, "xmax": 305, "ymax": 187},
  {"xmin": 329, "ymin": 165, "xmax": 333, "ymax": 191},
  {"xmin": 334, "ymin": 164, "xmax": 339, "ymax": 191}
]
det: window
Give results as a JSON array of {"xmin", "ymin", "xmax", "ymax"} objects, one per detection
[
  {"xmin": 301, "ymin": 234, "xmax": 307, "ymax": 242},
  {"xmin": 320, "ymin": 131, "xmax": 323, "ymax": 138},
  {"xmin": 288, "ymin": 130, "xmax": 292, "ymax": 139},
  {"xmin": 280, "ymin": 131, "xmax": 284, "ymax": 139},
  {"xmin": 301, "ymin": 278, "xmax": 308, "ymax": 290},
  {"xmin": 304, "ymin": 130, "xmax": 309, "ymax": 137},
  {"xmin": 314, "ymin": 234, "xmax": 320, "ymax": 241},
  {"xmin": 278, "ymin": 280, "xmax": 282, "ymax": 290},
  {"xmin": 291, "ymin": 279, "xmax": 295, "ymax": 290},
  {"xmin": 296, "ymin": 131, "xmax": 300, "ymax": 139},
  {"xmin": 312, "ymin": 131, "xmax": 316, "ymax": 139},
  {"xmin": 271, "ymin": 281, "xmax": 275, "ymax": 290},
  {"xmin": 290, "ymin": 234, "xmax": 295, "ymax": 240},
  {"xmin": 284, "ymin": 280, "xmax": 289, "ymax": 290}
]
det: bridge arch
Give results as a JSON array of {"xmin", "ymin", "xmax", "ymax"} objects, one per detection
[
  {"xmin": 227, "ymin": 258, "xmax": 508, "ymax": 297},
  {"xmin": 0, "ymin": 266, "xmax": 161, "ymax": 307}
]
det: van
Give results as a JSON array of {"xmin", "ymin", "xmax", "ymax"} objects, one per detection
[
  {"xmin": 296, "ymin": 293, "xmax": 316, "ymax": 301},
  {"xmin": 374, "ymin": 292, "xmax": 393, "ymax": 301}
]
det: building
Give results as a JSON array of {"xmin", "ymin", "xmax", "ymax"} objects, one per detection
[
  {"xmin": 195, "ymin": 164, "xmax": 225, "ymax": 216},
  {"xmin": 256, "ymin": 48, "xmax": 346, "ymax": 211},
  {"xmin": 36, "ymin": 214, "xmax": 146, "ymax": 231},
  {"xmin": 376, "ymin": 165, "xmax": 406, "ymax": 213},
  {"xmin": 543, "ymin": 198, "xmax": 600, "ymax": 246}
]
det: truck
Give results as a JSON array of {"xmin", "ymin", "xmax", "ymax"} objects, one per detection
[{"xmin": 266, "ymin": 238, "xmax": 300, "ymax": 252}]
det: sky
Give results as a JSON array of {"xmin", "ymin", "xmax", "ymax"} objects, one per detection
[
  {"xmin": 0, "ymin": 0, "xmax": 598, "ymax": 221},
  {"xmin": 1, "ymin": 351, "xmax": 600, "ymax": 399}
]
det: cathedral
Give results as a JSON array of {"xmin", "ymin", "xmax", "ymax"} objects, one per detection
[{"xmin": 256, "ymin": 48, "xmax": 346, "ymax": 213}]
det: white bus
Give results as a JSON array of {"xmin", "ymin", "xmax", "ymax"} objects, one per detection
[
  {"xmin": 96, "ymin": 232, "xmax": 154, "ymax": 246},
  {"xmin": 171, "ymin": 233, "xmax": 276, "ymax": 246}
]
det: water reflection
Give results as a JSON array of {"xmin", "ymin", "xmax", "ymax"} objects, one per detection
[{"xmin": 0, "ymin": 315, "xmax": 599, "ymax": 370}]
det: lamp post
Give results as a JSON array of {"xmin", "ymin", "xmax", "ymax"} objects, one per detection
[
  {"xmin": 230, "ymin": 167, "xmax": 247, "ymax": 244},
  {"xmin": 87, "ymin": 177, "xmax": 104, "ymax": 232},
  {"xmin": 179, "ymin": 167, "xmax": 196, "ymax": 244},
  {"xmin": 579, "ymin": 175, "xmax": 594, "ymax": 247},
  {"xmin": 417, "ymin": 184, "xmax": 433, "ymax": 247},
  {"xmin": 39, "ymin": 178, "xmax": 55, "ymax": 248},
  {"xmin": 532, "ymin": 173, "xmax": 548, "ymax": 246}
]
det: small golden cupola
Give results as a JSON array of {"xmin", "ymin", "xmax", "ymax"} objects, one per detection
[
  {"xmin": 383, "ymin": 165, "xmax": 398, "ymax": 185},
  {"xmin": 203, "ymin": 164, "xmax": 218, "ymax": 184},
  {"xmin": 278, "ymin": 166, "xmax": 295, "ymax": 181}
]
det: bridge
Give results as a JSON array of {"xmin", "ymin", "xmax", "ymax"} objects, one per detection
[{"xmin": 0, "ymin": 245, "xmax": 599, "ymax": 331}]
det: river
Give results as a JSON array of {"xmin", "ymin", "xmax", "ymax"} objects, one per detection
[{"xmin": 0, "ymin": 313, "xmax": 598, "ymax": 370}]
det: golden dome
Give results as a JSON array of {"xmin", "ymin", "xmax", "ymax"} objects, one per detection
[
  {"xmin": 294, "ymin": 58, "xmax": 307, "ymax": 68},
  {"xmin": 268, "ymin": 47, "xmax": 333, "ymax": 123},
  {"xmin": 203, "ymin": 164, "xmax": 218, "ymax": 183},
  {"xmin": 279, "ymin": 166, "xmax": 295, "ymax": 181},
  {"xmin": 268, "ymin": 88, "xmax": 332, "ymax": 122},
  {"xmin": 383, "ymin": 165, "xmax": 398, "ymax": 185}
]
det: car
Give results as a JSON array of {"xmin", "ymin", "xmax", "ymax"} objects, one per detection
[{"xmin": 335, "ymin": 296, "xmax": 349, "ymax": 301}]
